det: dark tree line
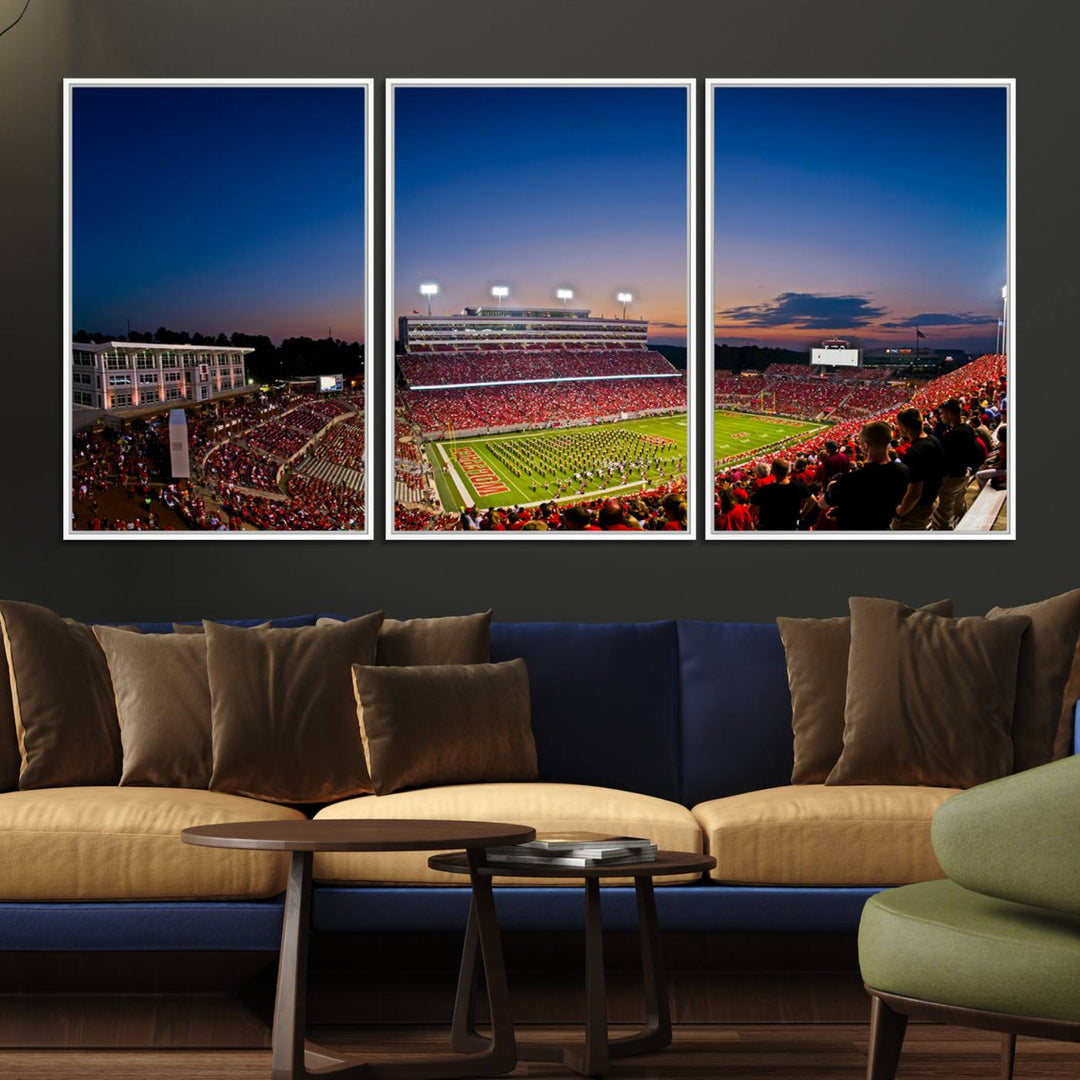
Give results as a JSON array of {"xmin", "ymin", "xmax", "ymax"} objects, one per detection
[
  {"xmin": 714, "ymin": 344, "xmax": 809, "ymax": 372},
  {"xmin": 72, "ymin": 327, "xmax": 363, "ymax": 383}
]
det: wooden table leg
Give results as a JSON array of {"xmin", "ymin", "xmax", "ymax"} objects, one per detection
[
  {"xmin": 272, "ymin": 849, "xmax": 515, "ymax": 1080},
  {"xmin": 516, "ymin": 876, "xmax": 674, "ymax": 1076},
  {"xmin": 272, "ymin": 850, "xmax": 318, "ymax": 1080},
  {"xmin": 449, "ymin": 898, "xmax": 487, "ymax": 1054},
  {"xmin": 563, "ymin": 877, "xmax": 609, "ymax": 1078},
  {"xmin": 609, "ymin": 875, "xmax": 671, "ymax": 1058},
  {"xmin": 461, "ymin": 849, "xmax": 518, "ymax": 1074}
]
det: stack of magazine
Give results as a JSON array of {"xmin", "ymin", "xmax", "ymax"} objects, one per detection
[{"xmin": 484, "ymin": 832, "xmax": 657, "ymax": 868}]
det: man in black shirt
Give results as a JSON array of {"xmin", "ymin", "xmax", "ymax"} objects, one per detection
[
  {"xmin": 751, "ymin": 458, "xmax": 808, "ymax": 531},
  {"xmin": 891, "ymin": 407, "xmax": 945, "ymax": 531},
  {"xmin": 824, "ymin": 421, "xmax": 910, "ymax": 530},
  {"xmin": 932, "ymin": 398, "xmax": 981, "ymax": 530}
]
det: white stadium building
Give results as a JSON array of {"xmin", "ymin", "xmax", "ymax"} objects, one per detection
[{"xmin": 71, "ymin": 341, "xmax": 254, "ymax": 414}]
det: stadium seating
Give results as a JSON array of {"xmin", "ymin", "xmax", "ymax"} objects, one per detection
[
  {"xmin": 713, "ymin": 354, "xmax": 1008, "ymax": 531},
  {"xmin": 71, "ymin": 387, "xmax": 367, "ymax": 532},
  {"xmin": 399, "ymin": 347, "xmax": 677, "ymax": 387},
  {"xmin": 403, "ymin": 377, "xmax": 686, "ymax": 436}
]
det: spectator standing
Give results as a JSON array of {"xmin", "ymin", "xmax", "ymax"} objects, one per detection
[
  {"xmin": 890, "ymin": 408, "xmax": 945, "ymax": 531},
  {"xmin": 933, "ymin": 398, "xmax": 982, "ymax": 529},
  {"xmin": 824, "ymin": 421, "xmax": 910, "ymax": 530},
  {"xmin": 751, "ymin": 459, "xmax": 808, "ymax": 531}
]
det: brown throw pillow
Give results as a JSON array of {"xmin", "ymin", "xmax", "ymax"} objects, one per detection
[
  {"xmin": 173, "ymin": 621, "xmax": 271, "ymax": 634},
  {"xmin": 827, "ymin": 598, "xmax": 1030, "ymax": 788},
  {"xmin": 987, "ymin": 590, "xmax": 1080, "ymax": 772},
  {"xmin": 778, "ymin": 599, "xmax": 954, "ymax": 784},
  {"xmin": 0, "ymin": 600, "xmax": 121, "ymax": 788},
  {"xmin": 0, "ymin": 646, "xmax": 19, "ymax": 792},
  {"xmin": 93, "ymin": 626, "xmax": 213, "ymax": 788},
  {"xmin": 317, "ymin": 611, "xmax": 492, "ymax": 666},
  {"xmin": 351, "ymin": 659, "xmax": 536, "ymax": 796},
  {"xmin": 207, "ymin": 613, "xmax": 384, "ymax": 803}
]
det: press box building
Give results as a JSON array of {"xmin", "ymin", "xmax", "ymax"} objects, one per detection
[{"xmin": 71, "ymin": 341, "xmax": 253, "ymax": 411}]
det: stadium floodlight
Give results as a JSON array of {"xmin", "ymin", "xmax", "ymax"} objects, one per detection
[
  {"xmin": 491, "ymin": 285, "xmax": 509, "ymax": 308},
  {"xmin": 556, "ymin": 288, "xmax": 573, "ymax": 307},
  {"xmin": 1000, "ymin": 284, "xmax": 1008, "ymax": 357},
  {"xmin": 419, "ymin": 282, "xmax": 439, "ymax": 316},
  {"xmin": 617, "ymin": 291, "xmax": 633, "ymax": 319}
]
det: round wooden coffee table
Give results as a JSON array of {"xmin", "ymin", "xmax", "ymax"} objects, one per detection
[
  {"xmin": 183, "ymin": 819, "xmax": 535, "ymax": 1080},
  {"xmin": 429, "ymin": 849, "xmax": 716, "ymax": 1078}
]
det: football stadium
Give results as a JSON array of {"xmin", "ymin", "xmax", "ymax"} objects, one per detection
[
  {"xmin": 711, "ymin": 353, "xmax": 1008, "ymax": 533},
  {"xmin": 394, "ymin": 304, "xmax": 689, "ymax": 532},
  {"xmin": 69, "ymin": 342, "xmax": 366, "ymax": 533}
]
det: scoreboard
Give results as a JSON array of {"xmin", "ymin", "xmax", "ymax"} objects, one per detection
[{"xmin": 811, "ymin": 347, "xmax": 861, "ymax": 368}]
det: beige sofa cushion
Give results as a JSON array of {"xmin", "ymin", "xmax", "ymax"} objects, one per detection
[
  {"xmin": 693, "ymin": 784, "xmax": 959, "ymax": 886},
  {"xmin": 313, "ymin": 782, "xmax": 702, "ymax": 886},
  {"xmin": 0, "ymin": 787, "xmax": 305, "ymax": 900}
]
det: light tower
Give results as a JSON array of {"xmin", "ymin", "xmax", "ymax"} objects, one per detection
[
  {"xmin": 617, "ymin": 291, "xmax": 633, "ymax": 320},
  {"xmin": 419, "ymin": 282, "xmax": 438, "ymax": 316},
  {"xmin": 556, "ymin": 288, "xmax": 573, "ymax": 308},
  {"xmin": 1000, "ymin": 284, "xmax": 1008, "ymax": 358},
  {"xmin": 491, "ymin": 285, "xmax": 509, "ymax": 309}
]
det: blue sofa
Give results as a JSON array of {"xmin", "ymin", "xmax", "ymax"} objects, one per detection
[{"xmin": 3, "ymin": 616, "xmax": 1074, "ymax": 954}]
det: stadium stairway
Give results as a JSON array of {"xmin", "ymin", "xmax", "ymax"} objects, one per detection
[{"xmin": 296, "ymin": 457, "xmax": 365, "ymax": 493}]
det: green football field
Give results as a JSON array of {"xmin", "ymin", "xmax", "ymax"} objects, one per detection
[
  {"xmin": 426, "ymin": 414, "xmax": 688, "ymax": 512},
  {"xmin": 421, "ymin": 410, "xmax": 831, "ymax": 512},
  {"xmin": 713, "ymin": 410, "xmax": 828, "ymax": 467}
]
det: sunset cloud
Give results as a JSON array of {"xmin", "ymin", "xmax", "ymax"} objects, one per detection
[
  {"xmin": 878, "ymin": 312, "xmax": 998, "ymax": 329},
  {"xmin": 716, "ymin": 292, "xmax": 886, "ymax": 330}
]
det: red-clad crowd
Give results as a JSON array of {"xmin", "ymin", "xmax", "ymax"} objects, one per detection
[
  {"xmin": 203, "ymin": 443, "xmax": 281, "ymax": 492},
  {"xmin": 399, "ymin": 348, "xmax": 676, "ymax": 387},
  {"xmin": 70, "ymin": 387, "xmax": 367, "ymax": 532},
  {"xmin": 393, "ymin": 479, "xmax": 688, "ymax": 534},
  {"xmin": 715, "ymin": 369, "xmax": 909, "ymax": 422},
  {"xmin": 713, "ymin": 355, "xmax": 1008, "ymax": 532},
  {"xmin": 404, "ymin": 376, "xmax": 686, "ymax": 436}
]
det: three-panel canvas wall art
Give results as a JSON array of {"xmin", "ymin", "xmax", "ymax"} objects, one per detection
[{"xmin": 64, "ymin": 78, "xmax": 1013, "ymax": 541}]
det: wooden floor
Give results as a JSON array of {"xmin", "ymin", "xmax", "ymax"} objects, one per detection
[{"xmin": 3, "ymin": 1024, "xmax": 1080, "ymax": 1079}]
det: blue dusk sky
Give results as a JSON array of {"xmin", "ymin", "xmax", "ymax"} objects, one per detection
[
  {"xmin": 72, "ymin": 85, "xmax": 366, "ymax": 344},
  {"xmin": 393, "ymin": 85, "xmax": 689, "ymax": 344},
  {"xmin": 714, "ymin": 85, "xmax": 1008, "ymax": 354}
]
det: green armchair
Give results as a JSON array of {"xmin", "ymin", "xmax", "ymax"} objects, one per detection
[{"xmin": 859, "ymin": 754, "xmax": 1080, "ymax": 1080}]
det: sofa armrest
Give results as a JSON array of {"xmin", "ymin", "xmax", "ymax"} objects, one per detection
[{"xmin": 931, "ymin": 756, "xmax": 1080, "ymax": 916}]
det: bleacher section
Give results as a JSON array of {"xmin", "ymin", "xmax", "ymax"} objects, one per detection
[
  {"xmin": 399, "ymin": 347, "xmax": 678, "ymax": 388},
  {"xmin": 714, "ymin": 366, "xmax": 909, "ymax": 422},
  {"xmin": 404, "ymin": 377, "xmax": 686, "ymax": 437}
]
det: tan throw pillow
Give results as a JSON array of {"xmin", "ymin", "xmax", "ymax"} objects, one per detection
[
  {"xmin": 987, "ymin": 590, "xmax": 1080, "ymax": 772},
  {"xmin": 173, "ymin": 621, "xmax": 271, "ymax": 634},
  {"xmin": 207, "ymin": 613, "xmax": 384, "ymax": 803},
  {"xmin": 0, "ymin": 646, "xmax": 18, "ymax": 792},
  {"xmin": 778, "ymin": 599, "xmax": 954, "ymax": 784},
  {"xmin": 0, "ymin": 600, "xmax": 121, "ymax": 788},
  {"xmin": 93, "ymin": 626, "xmax": 213, "ymax": 788},
  {"xmin": 827, "ymin": 598, "xmax": 1030, "ymax": 788},
  {"xmin": 317, "ymin": 611, "xmax": 492, "ymax": 666},
  {"xmin": 352, "ymin": 659, "xmax": 536, "ymax": 796}
]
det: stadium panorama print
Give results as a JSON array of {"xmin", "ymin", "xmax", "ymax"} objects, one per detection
[
  {"xmin": 387, "ymin": 80, "xmax": 695, "ymax": 539},
  {"xmin": 707, "ymin": 80, "xmax": 1013, "ymax": 540},
  {"xmin": 64, "ymin": 79, "xmax": 374, "ymax": 539}
]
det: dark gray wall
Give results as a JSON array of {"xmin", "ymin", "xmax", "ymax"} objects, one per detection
[{"xmin": 0, "ymin": 0, "xmax": 1075, "ymax": 622}]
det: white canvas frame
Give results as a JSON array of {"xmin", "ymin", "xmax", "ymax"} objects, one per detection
[
  {"xmin": 385, "ymin": 78, "xmax": 697, "ymax": 540},
  {"xmin": 704, "ymin": 78, "xmax": 1016, "ymax": 541},
  {"xmin": 62, "ymin": 77, "xmax": 375, "ymax": 541}
]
